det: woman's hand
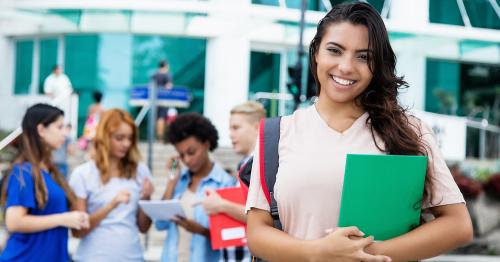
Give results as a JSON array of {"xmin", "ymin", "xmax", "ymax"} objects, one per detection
[
  {"xmin": 166, "ymin": 156, "xmax": 181, "ymax": 182},
  {"xmin": 310, "ymin": 227, "xmax": 391, "ymax": 262},
  {"xmin": 60, "ymin": 211, "xmax": 90, "ymax": 230},
  {"xmin": 198, "ymin": 188, "xmax": 227, "ymax": 215},
  {"xmin": 141, "ymin": 178, "xmax": 155, "ymax": 200},
  {"xmin": 173, "ymin": 216, "xmax": 210, "ymax": 237},
  {"xmin": 112, "ymin": 190, "xmax": 131, "ymax": 207}
]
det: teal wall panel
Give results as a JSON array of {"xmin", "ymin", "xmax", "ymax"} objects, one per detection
[
  {"xmin": 425, "ymin": 59, "xmax": 460, "ymax": 114},
  {"xmin": 64, "ymin": 35, "xmax": 100, "ymax": 135},
  {"xmin": 38, "ymin": 38, "xmax": 58, "ymax": 94},
  {"xmin": 249, "ymin": 51, "xmax": 281, "ymax": 116},
  {"xmin": 14, "ymin": 40, "xmax": 34, "ymax": 95}
]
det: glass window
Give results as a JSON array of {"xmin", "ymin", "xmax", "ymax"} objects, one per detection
[
  {"xmin": 64, "ymin": 34, "xmax": 100, "ymax": 135},
  {"xmin": 330, "ymin": 0, "xmax": 385, "ymax": 12},
  {"xmin": 249, "ymin": 51, "xmax": 281, "ymax": 116},
  {"xmin": 429, "ymin": 0, "xmax": 464, "ymax": 26},
  {"xmin": 426, "ymin": 59, "xmax": 500, "ymax": 121},
  {"xmin": 253, "ymin": 0, "xmax": 385, "ymax": 13},
  {"xmin": 430, "ymin": 0, "xmax": 500, "ymax": 29},
  {"xmin": 14, "ymin": 40, "xmax": 34, "ymax": 95},
  {"xmin": 463, "ymin": 0, "xmax": 500, "ymax": 29},
  {"xmin": 425, "ymin": 59, "xmax": 461, "ymax": 115},
  {"xmin": 39, "ymin": 38, "xmax": 58, "ymax": 94},
  {"xmin": 132, "ymin": 36, "xmax": 207, "ymax": 114}
]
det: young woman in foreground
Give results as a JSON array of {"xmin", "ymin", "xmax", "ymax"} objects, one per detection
[{"xmin": 246, "ymin": 2, "xmax": 472, "ymax": 262}]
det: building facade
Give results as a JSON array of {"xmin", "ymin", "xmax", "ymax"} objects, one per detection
[{"xmin": 0, "ymin": 0, "xmax": 498, "ymax": 156}]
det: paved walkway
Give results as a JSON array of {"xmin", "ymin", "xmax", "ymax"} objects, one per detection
[{"xmin": 70, "ymin": 238, "xmax": 500, "ymax": 262}]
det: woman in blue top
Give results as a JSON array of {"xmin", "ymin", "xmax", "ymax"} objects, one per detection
[
  {"xmin": 156, "ymin": 113, "xmax": 236, "ymax": 262},
  {"xmin": 0, "ymin": 104, "xmax": 89, "ymax": 262}
]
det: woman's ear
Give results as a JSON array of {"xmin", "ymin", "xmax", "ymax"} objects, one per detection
[
  {"xmin": 203, "ymin": 140, "xmax": 211, "ymax": 151},
  {"xmin": 37, "ymin": 124, "xmax": 46, "ymax": 139}
]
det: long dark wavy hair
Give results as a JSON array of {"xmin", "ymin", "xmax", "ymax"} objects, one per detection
[
  {"xmin": 309, "ymin": 2, "xmax": 435, "ymax": 204},
  {"xmin": 1, "ymin": 104, "xmax": 76, "ymax": 209}
]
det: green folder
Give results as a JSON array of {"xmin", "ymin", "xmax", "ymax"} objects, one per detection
[{"xmin": 338, "ymin": 154, "xmax": 427, "ymax": 241}]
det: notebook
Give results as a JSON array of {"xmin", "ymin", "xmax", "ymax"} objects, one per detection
[
  {"xmin": 338, "ymin": 154, "xmax": 427, "ymax": 241},
  {"xmin": 208, "ymin": 187, "xmax": 247, "ymax": 250}
]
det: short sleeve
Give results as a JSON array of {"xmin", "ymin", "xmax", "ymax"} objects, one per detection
[
  {"xmin": 137, "ymin": 163, "xmax": 153, "ymax": 184},
  {"xmin": 245, "ymin": 134, "xmax": 271, "ymax": 213},
  {"xmin": 5, "ymin": 165, "xmax": 36, "ymax": 209},
  {"xmin": 69, "ymin": 165, "xmax": 89, "ymax": 199},
  {"xmin": 418, "ymin": 120, "xmax": 465, "ymax": 209}
]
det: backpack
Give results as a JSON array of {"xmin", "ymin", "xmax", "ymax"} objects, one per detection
[{"xmin": 238, "ymin": 117, "xmax": 282, "ymax": 231}]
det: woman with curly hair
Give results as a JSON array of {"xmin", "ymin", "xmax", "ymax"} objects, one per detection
[
  {"xmin": 156, "ymin": 112, "xmax": 236, "ymax": 262},
  {"xmin": 69, "ymin": 108, "xmax": 154, "ymax": 261},
  {"xmin": 246, "ymin": 2, "xmax": 472, "ymax": 262}
]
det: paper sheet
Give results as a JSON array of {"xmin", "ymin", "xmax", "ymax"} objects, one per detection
[{"xmin": 139, "ymin": 200, "xmax": 186, "ymax": 221}]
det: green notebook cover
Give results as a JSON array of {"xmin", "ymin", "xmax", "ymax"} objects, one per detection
[{"xmin": 338, "ymin": 154, "xmax": 427, "ymax": 241}]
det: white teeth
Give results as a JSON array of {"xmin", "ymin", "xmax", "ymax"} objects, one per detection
[{"xmin": 332, "ymin": 76, "xmax": 355, "ymax": 86}]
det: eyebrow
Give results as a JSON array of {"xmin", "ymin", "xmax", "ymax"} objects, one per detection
[{"xmin": 326, "ymin": 42, "xmax": 369, "ymax": 53}]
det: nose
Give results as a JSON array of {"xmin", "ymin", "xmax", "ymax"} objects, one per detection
[
  {"xmin": 337, "ymin": 55, "xmax": 354, "ymax": 75},
  {"xmin": 122, "ymin": 139, "xmax": 132, "ymax": 149},
  {"xmin": 182, "ymin": 155, "xmax": 192, "ymax": 167}
]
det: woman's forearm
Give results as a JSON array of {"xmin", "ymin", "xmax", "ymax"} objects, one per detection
[
  {"xmin": 72, "ymin": 202, "xmax": 116, "ymax": 238},
  {"xmin": 220, "ymin": 200, "xmax": 247, "ymax": 223},
  {"xmin": 162, "ymin": 182, "xmax": 176, "ymax": 200},
  {"xmin": 6, "ymin": 210, "xmax": 65, "ymax": 233},
  {"xmin": 367, "ymin": 204, "xmax": 473, "ymax": 261},
  {"xmin": 137, "ymin": 197, "xmax": 152, "ymax": 233},
  {"xmin": 247, "ymin": 209, "xmax": 314, "ymax": 262}
]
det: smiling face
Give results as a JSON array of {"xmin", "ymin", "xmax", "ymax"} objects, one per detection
[{"xmin": 315, "ymin": 21, "xmax": 373, "ymax": 108}]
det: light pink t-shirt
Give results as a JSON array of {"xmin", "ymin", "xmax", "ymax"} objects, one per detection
[{"xmin": 245, "ymin": 105, "xmax": 464, "ymax": 240}]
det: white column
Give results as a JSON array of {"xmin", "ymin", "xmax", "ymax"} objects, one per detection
[
  {"xmin": 0, "ymin": 35, "xmax": 20, "ymax": 131},
  {"xmin": 390, "ymin": 0, "xmax": 429, "ymax": 111},
  {"xmin": 31, "ymin": 37, "xmax": 40, "ymax": 95},
  {"xmin": 204, "ymin": 0, "xmax": 251, "ymax": 147},
  {"xmin": 205, "ymin": 36, "xmax": 250, "ymax": 147},
  {"xmin": 0, "ymin": 35, "xmax": 14, "ymax": 97},
  {"xmin": 390, "ymin": 0, "xmax": 429, "ymax": 28}
]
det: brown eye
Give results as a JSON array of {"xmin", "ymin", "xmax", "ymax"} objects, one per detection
[
  {"xmin": 327, "ymin": 48, "xmax": 341, "ymax": 55},
  {"xmin": 357, "ymin": 53, "xmax": 368, "ymax": 62}
]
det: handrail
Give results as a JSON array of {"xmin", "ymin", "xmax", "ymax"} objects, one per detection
[
  {"xmin": 134, "ymin": 105, "xmax": 150, "ymax": 126},
  {"xmin": 0, "ymin": 127, "xmax": 22, "ymax": 152},
  {"xmin": 0, "ymin": 90, "xmax": 74, "ymax": 152}
]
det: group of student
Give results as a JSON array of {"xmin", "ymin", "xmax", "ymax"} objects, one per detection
[
  {"xmin": 0, "ymin": 100, "xmax": 261, "ymax": 262},
  {"xmin": 1, "ymin": 2, "xmax": 473, "ymax": 262}
]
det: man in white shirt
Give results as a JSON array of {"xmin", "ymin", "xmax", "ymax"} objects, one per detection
[
  {"xmin": 44, "ymin": 65, "xmax": 73, "ymax": 100},
  {"xmin": 199, "ymin": 101, "xmax": 266, "ymax": 262}
]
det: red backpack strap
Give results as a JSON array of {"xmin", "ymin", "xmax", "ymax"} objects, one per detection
[{"xmin": 259, "ymin": 117, "xmax": 282, "ymax": 230}]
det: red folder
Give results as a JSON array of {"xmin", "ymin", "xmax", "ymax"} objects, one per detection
[{"xmin": 208, "ymin": 187, "xmax": 247, "ymax": 250}]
